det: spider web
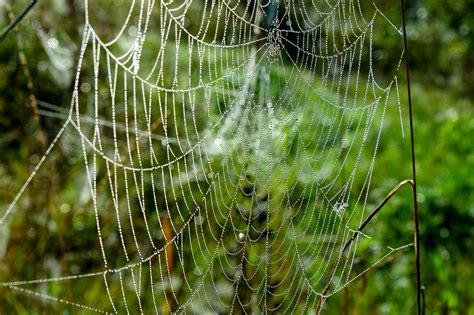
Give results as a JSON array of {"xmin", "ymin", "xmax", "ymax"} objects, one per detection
[{"xmin": 1, "ymin": 0, "xmax": 414, "ymax": 313}]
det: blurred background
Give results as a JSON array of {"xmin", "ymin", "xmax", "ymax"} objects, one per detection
[{"xmin": 0, "ymin": 0, "xmax": 472, "ymax": 313}]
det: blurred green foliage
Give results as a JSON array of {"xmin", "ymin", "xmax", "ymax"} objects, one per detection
[{"xmin": 0, "ymin": 0, "xmax": 473, "ymax": 314}]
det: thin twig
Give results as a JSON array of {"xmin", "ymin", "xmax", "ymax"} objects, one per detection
[
  {"xmin": 342, "ymin": 180, "xmax": 414, "ymax": 252},
  {"xmin": 0, "ymin": 0, "xmax": 38, "ymax": 42}
]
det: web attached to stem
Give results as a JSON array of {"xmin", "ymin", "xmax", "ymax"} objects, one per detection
[{"xmin": 1, "ymin": 0, "xmax": 413, "ymax": 313}]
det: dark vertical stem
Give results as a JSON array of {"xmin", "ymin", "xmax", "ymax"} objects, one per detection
[{"xmin": 400, "ymin": 0, "xmax": 422, "ymax": 314}]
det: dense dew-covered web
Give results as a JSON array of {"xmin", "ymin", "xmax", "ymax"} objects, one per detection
[{"xmin": 1, "ymin": 0, "xmax": 414, "ymax": 313}]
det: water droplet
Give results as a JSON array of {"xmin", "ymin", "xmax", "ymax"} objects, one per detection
[
  {"xmin": 80, "ymin": 82, "xmax": 91, "ymax": 93},
  {"xmin": 47, "ymin": 38, "xmax": 59, "ymax": 49},
  {"xmin": 195, "ymin": 215, "xmax": 204, "ymax": 225},
  {"xmin": 60, "ymin": 203, "xmax": 71, "ymax": 214}
]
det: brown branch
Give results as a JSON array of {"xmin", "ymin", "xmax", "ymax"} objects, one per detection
[{"xmin": 342, "ymin": 179, "xmax": 414, "ymax": 252}]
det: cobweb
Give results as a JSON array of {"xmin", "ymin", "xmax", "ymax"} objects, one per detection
[{"xmin": 1, "ymin": 0, "xmax": 414, "ymax": 313}]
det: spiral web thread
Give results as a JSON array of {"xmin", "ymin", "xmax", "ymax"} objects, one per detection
[{"xmin": 1, "ymin": 0, "xmax": 414, "ymax": 313}]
